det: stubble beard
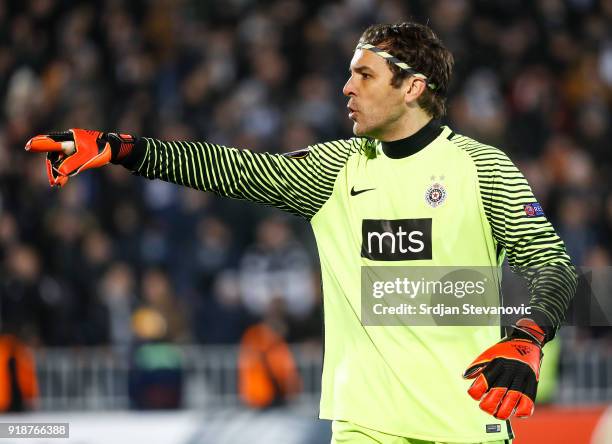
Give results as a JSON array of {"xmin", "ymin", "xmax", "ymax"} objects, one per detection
[
  {"xmin": 353, "ymin": 118, "xmax": 384, "ymax": 139},
  {"xmin": 352, "ymin": 116, "xmax": 375, "ymax": 138}
]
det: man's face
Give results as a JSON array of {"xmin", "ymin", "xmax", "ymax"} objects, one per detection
[{"xmin": 343, "ymin": 48, "xmax": 408, "ymax": 139}]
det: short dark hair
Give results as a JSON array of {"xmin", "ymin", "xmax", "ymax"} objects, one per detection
[{"xmin": 359, "ymin": 22, "xmax": 454, "ymax": 119}]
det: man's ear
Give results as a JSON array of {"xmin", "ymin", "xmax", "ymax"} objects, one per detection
[{"xmin": 404, "ymin": 78, "xmax": 427, "ymax": 105}]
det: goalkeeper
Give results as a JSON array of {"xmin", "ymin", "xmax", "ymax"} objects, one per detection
[{"xmin": 25, "ymin": 22, "xmax": 576, "ymax": 444}]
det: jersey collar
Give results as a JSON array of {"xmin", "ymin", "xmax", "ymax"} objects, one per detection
[{"xmin": 380, "ymin": 119, "xmax": 443, "ymax": 159}]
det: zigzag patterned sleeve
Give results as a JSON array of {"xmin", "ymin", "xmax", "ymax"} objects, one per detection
[
  {"xmin": 121, "ymin": 138, "xmax": 360, "ymax": 220},
  {"xmin": 454, "ymin": 135, "xmax": 577, "ymax": 342}
]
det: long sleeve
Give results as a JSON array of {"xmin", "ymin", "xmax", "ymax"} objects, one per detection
[
  {"xmin": 120, "ymin": 137, "xmax": 362, "ymax": 219},
  {"xmin": 455, "ymin": 135, "xmax": 578, "ymax": 342}
]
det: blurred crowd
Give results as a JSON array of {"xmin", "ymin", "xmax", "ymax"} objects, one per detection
[{"xmin": 1, "ymin": 0, "xmax": 611, "ymax": 348}]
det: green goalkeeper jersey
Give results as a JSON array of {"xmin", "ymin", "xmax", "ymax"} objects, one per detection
[{"xmin": 121, "ymin": 120, "xmax": 576, "ymax": 442}]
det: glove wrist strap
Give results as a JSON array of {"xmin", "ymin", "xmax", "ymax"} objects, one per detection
[
  {"xmin": 107, "ymin": 133, "xmax": 136, "ymax": 164},
  {"xmin": 511, "ymin": 318, "xmax": 546, "ymax": 346}
]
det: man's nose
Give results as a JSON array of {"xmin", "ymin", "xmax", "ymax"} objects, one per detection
[{"xmin": 343, "ymin": 77, "xmax": 356, "ymax": 97}]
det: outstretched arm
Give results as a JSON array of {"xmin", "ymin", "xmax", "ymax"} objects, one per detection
[
  {"xmin": 26, "ymin": 129, "xmax": 363, "ymax": 220},
  {"xmin": 122, "ymin": 137, "xmax": 359, "ymax": 219}
]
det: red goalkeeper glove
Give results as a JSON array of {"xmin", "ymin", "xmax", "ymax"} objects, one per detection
[
  {"xmin": 462, "ymin": 318, "xmax": 546, "ymax": 420},
  {"xmin": 25, "ymin": 129, "xmax": 135, "ymax": 187}
]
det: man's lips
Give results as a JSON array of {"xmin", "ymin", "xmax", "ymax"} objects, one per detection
[{"xmin": 347, "ymin": 104, "xmax": 358, "ymax": 119}]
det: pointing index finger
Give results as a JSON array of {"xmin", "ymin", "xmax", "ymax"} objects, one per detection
[{"xmin": 26, "ymin": 136, "xmax": 75, "ymax": 155}]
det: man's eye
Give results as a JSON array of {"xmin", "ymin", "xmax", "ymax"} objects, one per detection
[{"xmin": 362, "ymin": 73, "xmax": 370, "ymax": 79}]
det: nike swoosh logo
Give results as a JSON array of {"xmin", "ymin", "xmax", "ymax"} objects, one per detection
[{"xmin": 350, "ymin": 186, "xmax": 376, "ymax": 196}]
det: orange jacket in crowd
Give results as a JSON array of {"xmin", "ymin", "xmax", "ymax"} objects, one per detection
[
  {"xmin": 0, "ymin": 334, "xmax": 38, "ymax": 412},
  {"xmin": 238, "ymin": 323, "xmax": 302, "ymax": 408}
]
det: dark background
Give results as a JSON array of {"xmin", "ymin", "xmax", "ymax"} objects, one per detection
[{"xmin": 1, "ymin": 0, "xmax": 611, "ymax": 349}]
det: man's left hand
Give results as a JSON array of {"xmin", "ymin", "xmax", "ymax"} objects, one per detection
[{"xmin": 463, "ymin": 318, "xmax": 545, "ymax": 420}]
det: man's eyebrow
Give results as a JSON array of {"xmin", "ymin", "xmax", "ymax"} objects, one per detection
[{"xmin": 348, "ymin": 65, "xmax": 375, "ymax": 74}]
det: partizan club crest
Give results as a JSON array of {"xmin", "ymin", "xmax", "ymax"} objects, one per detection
[{"xmin": 425, "ymin": 176, "xmax": 447, "ymax": 207}]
